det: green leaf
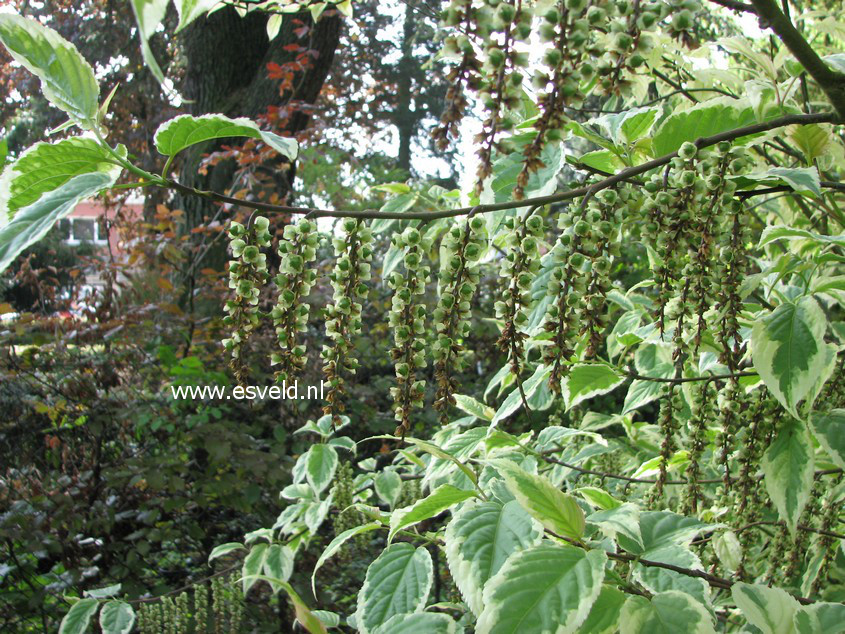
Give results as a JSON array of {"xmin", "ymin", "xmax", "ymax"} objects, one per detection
[
  {"xmin": 0, "ymin": 169, "xmax": 122, "ymax": 274},
  {"xmin": 242, "ymin": 543, "xmax": 270, "ymax": 594},
  {"xmin": 453, "ymin": 394, "xmax": 495, "ymax": 422},
  {"xmin": 573, "ymin": 149, "xmax": 622, "ymax": 173},
  {"xmin": 389, "ymin": 484, "xmax": 476, "ymax": 541},
  {"xmin": 444, "ymin": 500, "xmax": 543, "ymax": 616},
  {"xmin": 751, "ymin": 297, "xmax": 836, "ymax": 418},
  {"xmin": 563, "ymin": 363, "xmax": 626, "ymax": 410},
  {"xmin": 304, "ymin": 444, "xmax": 339, "ymax": 494},
  {"xmin": 208, "ymin": 542, "xmax": 245, "ymax": 561},
  {"xmin": 496, "ymin": 460, "xmax": 585, "ymax": 539},
  {"xmin": 761, "ymin": 418, "xmax": 814, "ymax": 534},
  {"xmin": 579, "ymin": 586, "xmax": 626, "ymax": 634},
  {"xmin": 492, "ymin": 365, "xmax": 551, "ymax": 425},
  {"xmin": 713, "ymin": 531, "xmax": 742, "ymax": 573},
  {"xmin": 620, "ymin": 592, "xmax": 716, "ymax": 634},
  {"xmin": 0, "ymin": 15, "xmax": 98, "ymax": 126},
  {"xmin": 263, "ymin": 544, "xmax": 294, "ymax": 593},
  {"xmin": 476, "ymin": 544, "xmax": 607, "ymax": 634},
  {"xmin": 375, "ymin": 471, "xmax": 403, "ymax": 509},
  {"xmin": 588, "ymin": 503, "xmax": 643, "ymax": 550},
  {"xmin": 809, "ymin": 409, "xmax": 845, "ymax": 470},
  {"xmin": 789, "ymin": 123, "xmax": 830, "ymax": 164},
  {"xmin": 355, "ymin": 543, "xmax": 433, "ymax": 634},
  {"xmin": 312, "ymin": 523, "xmax": 382, "ymax": 596},
  {"xmin": 59, "ymin": 598, "xmax": 100, "ymax": 634},
  {"xmin": 371, "ymin": 193, "xmax": 418, "ymax": 234},
  {"xmin": 1, "ymin": 138, "xmax": 120, "ymax": 218},
  {"xmin": 373, "ymin": 613, "xmax": 460, "ymax": 634},
  {"xmin": 99, "ymin": 601, "xmax": 135, "ymax": 634},
  {"xmin": 576, "ymin": 487, "xmax": 622, "ymax": 510},
  {"xmin": 175, "ymin": 0, "xmax": 221, "ymax": 32},
  {"xmin": 732, "ymin": 582, "xmax": 801, "ymax": 634},
  {"xmin": 652, "ymin": 97, "xmax": 760, "ymax": 156},
  {"xmin": 735, "ymin": 166, "xmax": 822, "ymax": 197},
  {"xmin": 154, "ymin": 113, "xmax": 298, "ymax": 160},
  {"xmin": 759, "ymin": 225, "xmax": 845, "ymax": 249},
  {"xmin": 633, "ymin": 545, "xmax": 710, "ymax": 609},
  {"xmin": 84, "ymin": 584, "xmax": 121, "ymax": 599},
  {"xmin": 130, "ymin": 0, "xmax": 170, "ymax": 90}
]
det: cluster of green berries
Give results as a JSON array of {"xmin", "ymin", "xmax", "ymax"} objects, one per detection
[
  {"xmin": 223, "ymin": 217, "xmax": 272, "ymax": 380},
  {"xmin": 270, "ymin": 218, "xmax": 319, "ymax": 383},
  {"xmin": 388, "ymin": 227, "xmax": 431, "ymax": 436},
  {"xmin": 433, "ymin": 216, "xmax": 487, "ymax": 421},
  {"xmin": 322, "ymin": 219, "xmax": 374, "ymax": 425},
  {"xmin": 331, "ymin": 461, "xmax": 367, "ymax": 557},
  {"xmin": 495, "ymin": 214, "xmax": 545, "ymax": 381}
]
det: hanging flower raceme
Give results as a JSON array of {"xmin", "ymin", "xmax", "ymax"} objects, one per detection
[
  {"xmin": 496, "ymin": 213, "xmax": 545, "ymax": 398},
  {"xmin": 433, "ymin": 215, "xmax": 486, "ymax": 422},
  {"xmin": 388, "ymin": 227, "xmax": 431, "ymax": 436},
  {"xmin": 222, "ymin": 217, "xmax": 272, "ymax": 383},
  {"xmin": 322, "ymin": 219, "xmax": 374, "ymax": 426},
  {"xmin": 270, "ymin": 218, "xmax": 319, "ymax": 384}
]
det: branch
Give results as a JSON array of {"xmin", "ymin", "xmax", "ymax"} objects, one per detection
[
  {"xmin": 749, "ymin": 0, "xmax": 845, "ymax": 119},
  {"xmin": 707, "ymin": 0, "xmax": 757, "ymax": 12},
  {"xmin": 549, "ymin": 530, "xmax": 817, "ymax": 604},
  {"xmin": 626, "ymin": 369, "xmax": 758, "ymax": 383},
  {"xmin": 163, "ymin": 112, "xmax": 837, "ymax": 221}
]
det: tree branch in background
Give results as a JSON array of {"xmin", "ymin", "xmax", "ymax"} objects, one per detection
[{"xmin": 749, "ymin": 0, "xmax": 845, "ymax": 119}]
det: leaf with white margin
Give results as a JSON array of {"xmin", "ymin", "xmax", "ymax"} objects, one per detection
[
  {"xmin": 444, "ymin": 500, "xmax": 543, "ymax": 616},
  {"xmin": 453, "ymin": 394, "xmax": 495, "ymax": 421},
  {"xmin": 425, "ymin": 427, "xmax": 487, "ymax": 488},
  {"xmin": 242, "ymin": 543, "xmax": 269, "ymax": 594},
  {"xmin": 389, "ymin": 484, "xmax": 476, "ymax": 541},
  {"xmin": 476, "ymin": 544, "xmax": 606, "ymax": 634},
  {"xmin": 302, "ymin": 444, "xmax": 338, "ymax": 494},
  {"xmin": 761, "ymin": 418, "xmax": 814, "ymax": 534},
  {"xmin": 562, "ymin": 363, "xmax": 626, "ymax": 410},
  {"xmin": 355, "ymin": 543, "xmax": 433, "ymax": 634},
  {"xmin": 794, "ymin": 602, "xmax": 845, "ymax": 634},
  {"xmin": 312, "ymin": 523, "xmax": 382, "ymax": 596},
  {"xmin": 0, "ymin": 169, "xmax": 122, "ymax": 274},
  {"xmin": 620, "ymin": 592, "xmax": 716, "ymax": 634},
  {"xmin": 732, "ymin": 582, "xmax": 801, "ymax": 634},
  {"xmin": 375, "ymin": 471, "xmax": 403, "ymax": 509},
  {"xmin": 373, "ymin": 612, "xmax": 461, "ymax": 634},
  {"xmin": 59, "ymin": 598, "xmax": 100, "ymax": 634},
  {"xmin": 304, "ymin": 496, "xmax": 333, "ymax": 533},
  {"xmin": 155, "ymin": 113, "xmax": 298, "ymax": 161},
  {"xmin": 496, "ymin": 459, "xmax": 585, "ymax": 539},
  {"xmin": 809, "ymin": 409, "xmax": 845, "ymax": 470},
  {"xmin": 617, "ymin": 511, "xmax": 712, "ymax": 555},
  {"xmin": 0, "ymin": 15, "xmax": 98, "ymax": 126},
  {"xmin": 588, "ymin": 503, "xmax": 643, "ymax": 550},
  {"xmin": 751, "ymin": 297, "xmax": 837, "ymax": 419},
  {"xmin": 99, "ymin": 601, "xmax": 135, "ymax": 634},
  {"xmin": 262, "ymin": 544, "xmax": 294, "ymax": 593},
  {"xmin": 579, "ymin": 586, "xmax": 626, "ymax": 634},
  {"xmin": 208, "ymin": 542, "xmax": 245, "ymax": 561}
]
